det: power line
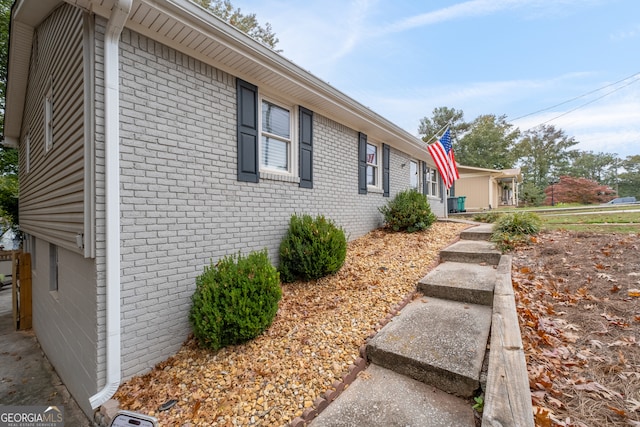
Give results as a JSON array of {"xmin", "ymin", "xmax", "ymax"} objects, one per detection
[
  {"xmin": 539, "ymin": 76, "xmax": 640, "ymax": 125},
  {"xmin": 509, "ymin": 71, "xmax": 640, "ymax": 123}
]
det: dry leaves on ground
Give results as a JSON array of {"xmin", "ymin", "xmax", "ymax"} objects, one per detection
[
  {"xmin": 512, "ymin": 230, "xmax": 640, "ymax": 427},
  {"xmin": 114, "ymin": 221, "xmax": 469, "ymax": 426}
]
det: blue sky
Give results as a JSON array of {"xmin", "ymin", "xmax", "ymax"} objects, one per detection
[{"xmin": 230, "ymin": 0, "xmax": 640, "ymax": 159}]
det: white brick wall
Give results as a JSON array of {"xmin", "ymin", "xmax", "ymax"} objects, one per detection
[{"xmin": 104, "ymin": 28, "xmax": 445, "ymax": 378}]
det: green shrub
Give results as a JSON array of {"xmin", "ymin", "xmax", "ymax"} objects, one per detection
[
  {"xmin": 279, "ymin": 214, "xmax": 347, "ymax": 283},
  {"xmin": 490, "ymin": 212, "xmax": 542, "ymax": 252},
  {"xmin": 378, "ymin": 189, "xmax": 437, "ymax": 232},
  {"xmin": 472, "ymin": 211, "xmax": 503, "ymax": 223},
  {"xmin": 189, "ymin": 250, "xmax": 281, "ymax": 350}
]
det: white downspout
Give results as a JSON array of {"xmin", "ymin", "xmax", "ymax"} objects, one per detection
[{"xmin": 89, "ymin": 0, "xmax": 132, "ymax": 410}]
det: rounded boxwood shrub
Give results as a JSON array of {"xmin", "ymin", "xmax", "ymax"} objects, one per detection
[
  {"xmin": 379, "ymin": 189, "xmax": 437, "ymax": 232},
  {"xmin": 189, "ymin": 250, "xmax": 281, "ymax": 350},
  {"xmin": 279, "ymin": 214, "xmax": 347, "ymax": 283}
]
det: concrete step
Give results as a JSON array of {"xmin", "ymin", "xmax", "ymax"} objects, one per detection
[
  {"xmin": 418, "ymin": 262, "xmax": 496, "ymax": 306},
  {"xmin": 309, "ymin": 364, "xmax": 475, "ymax": 427},
  {"xmin": 460, "ymin": 223, "xmax": 494, "ymax": 241},
  {"xmin": 366, "ymin": 296, "xmax": 492, "ymax": 397},
  {"xmin": 440, "ymin": 240, "xmax": 501, "ymax": 265}
]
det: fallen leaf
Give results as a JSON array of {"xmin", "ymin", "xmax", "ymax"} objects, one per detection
[
  {"xmin": 192, "ymin": 400, "xmax": 201, "ymax": 417},
  {"xmin": 606, "ymin": 405, "xmax": 626, "ymax": 417},
  {"xmin": 533, "ymin": 406, "xmax": 552, "ymax": 427},
  {"xmin": 357, "ymin": 371, "xmax": 371, "ymax": 380}
]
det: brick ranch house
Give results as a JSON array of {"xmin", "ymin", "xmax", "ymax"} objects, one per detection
[{"xmin": 4, "ymin": 0, "xmax": 449, "ymax": 417}]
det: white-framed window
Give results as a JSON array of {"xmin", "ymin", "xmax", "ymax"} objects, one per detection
[
  {"xmin": 49, "ymin": 243, "xmax": 58, "ymax": 292},
  {"xmin": 260, "ymin": 97, "xmax": 294, "ymax": 174},
  {"xmin": 44, "ymin": 81, "xmax": 53, "ymax": 153},
  {"xmin": 25, "ymin": 133, "xmax": 30, "ymax": 174},
  {"xmin": 409, "ymin": 160, "xmax": 418, "ymax": 189},
  {"xmin": 427, "ymin": 167, "xmax": 439, "ymax": 197},
  {"xmin": 366, "ymin": 142, "xmax": 379, "ymax": 186}
]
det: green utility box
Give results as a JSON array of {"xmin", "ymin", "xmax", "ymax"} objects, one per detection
[{"xmin": 457, "ymin": 196, "xmax": 466, "ymax": 213}]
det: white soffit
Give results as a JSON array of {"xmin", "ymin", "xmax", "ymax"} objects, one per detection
[
  {"xmin": 125, "ymin": 0, "xmax": 427, "ymax": 159},
  {"xmin": 7, "ymin": 0, "xmax": 427, "ymax": 159}
]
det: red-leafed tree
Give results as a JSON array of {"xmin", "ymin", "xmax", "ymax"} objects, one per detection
[{"xmin": 544, "ymin": 175, "xmax": 616, "ymax": 205}]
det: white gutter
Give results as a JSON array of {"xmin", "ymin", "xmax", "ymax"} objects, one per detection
[{"xmin": 89, "ymin": 0, "xmax": 132, "ymax": 410}]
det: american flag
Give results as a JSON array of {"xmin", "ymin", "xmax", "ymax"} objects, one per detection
[{"xmin": 427, "ymin": 128, "xmax": 459, "ymax": 190}]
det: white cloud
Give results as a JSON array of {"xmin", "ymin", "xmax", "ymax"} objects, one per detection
[
  {"xmin": 572, "ymin": 130, "xmax": 640, "ymax": 158},
  {"xmin": 507, "ymin": 96, "xmax": 640, "ymax": 157},
  {"xmin": 270, "ymin": 0, "xmax": 595, "ymax": 69},
  {"xmin": 377, "ymin": 0, "xmax": 527, "ymax": 35},
  {"xmin": 326, "ymin": 0, "xmax": 376, "ymax": 61},
  {"xmin": 236, "ymin": 0, "xmax": 639, "ymax": 158},
  {"xmin": 353, "ymin": 73, "xmax": 640, "ymax": 159},
  {"xmin": 610, "ymin": 24, "xmax": 640, "ymax": 41}
]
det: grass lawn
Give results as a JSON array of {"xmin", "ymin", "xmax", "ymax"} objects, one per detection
[
  {"xmin": 537, "ymin": 206, "xmax": 640, "ymax": 232},
  {"xmin": 467, "ymin": 204, "xmax": 640, "ymax": 233}
]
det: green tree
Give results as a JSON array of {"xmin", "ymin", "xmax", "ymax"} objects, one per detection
[
  {"xmin": 515, "ymin": 124, "xmax": 578, "ymax": 194},
  {"xmin": 418, "ymin": 106, "xmax": 469, "ymax": 144},
  {"xmin": 457, "ymin": 114, "xmax": 519, "ymax": 169},
  {"xmin": 190, "ymin": 0, "xmax": 279, "ymax": 50},
  {"xmin": 618, "ymin": 155, "xmax": 640, "ymax": 199},
  {"xmin": 0, "ymin": 144, "xmax": 17, "ymax": 175},
  {"xmin": 0, "ymin": 0, "xmax": 9, "ymax": 135},
  {"xmin": 0, "ymin": 173, "xmax": 17, "ymax": 226},
  {"xmin": 0, "ymin": 0, "xmax": 19, "ymax": 231},
  {"xmin": 519, "ymin": 181, "xmax": 545, "ymax": 206},
  {"xmin": 0, "ymin": 144, "xmax": 18, "ymax": 228},
  {"xmin": 567, "ymin": 151, "xmax": 618, "ymax": 185}
]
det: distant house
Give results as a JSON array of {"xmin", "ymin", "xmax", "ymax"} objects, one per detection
[
  {"xmin": 454, "ymin": 166, "xmax": 522, "ymax": 211},
  {"xmin": 4, "ymin": 0, "xmax": 447, "ymax": 417}
]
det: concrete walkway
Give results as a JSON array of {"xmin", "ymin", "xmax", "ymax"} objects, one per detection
[
  {"xmin": 306, "ymin": 223, "xmax": 534, "ymax": 427},
  {"xmin": 0, "ymin": 287, "xmax": 91, "ymax": 426}
]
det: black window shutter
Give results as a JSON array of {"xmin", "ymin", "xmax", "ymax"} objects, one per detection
[
  {"xmin": 237, "ymin": 79, "xmax": 259, "ymax": 182},
  {"xmin": 422, "ymin": 162, "xmax": 428, "ymax": 196},
  {"xmin": 382, "ymin": 143, "xmax": 390, "ymax": 197},
  {"xmin": 358, "ymin": 132, "xmax": 367, "ymax": 194},
  {"xmin": 299, "ymin": 107, "xmax": 313, "ymax": 188}
]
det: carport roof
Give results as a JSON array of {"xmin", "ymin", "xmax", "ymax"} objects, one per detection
[{"xmin": 457, "ymin": 165, "xmax": 523, "ymax": 183}]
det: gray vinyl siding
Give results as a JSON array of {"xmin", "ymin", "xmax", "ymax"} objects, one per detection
[
  {"xmin": 18, "ymin": 4, "xmax": 86, "ymax": 255},
  {"xmin": 17, "ymin": 5, "xmax": 99, "ymax": 418},
  {"xmin": 112, "ymin": 28, "xmax": 443, "ymax": 378}
]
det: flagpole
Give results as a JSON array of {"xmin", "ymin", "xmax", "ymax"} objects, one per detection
[
  {"xmin": 422, "ymin": 120, "xmax": 453, "ymax": 146},
  {"xmin": 424, "ymin": 120, "xmax": 459, "ymax": 193}
]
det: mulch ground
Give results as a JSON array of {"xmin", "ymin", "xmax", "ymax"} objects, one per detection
[
  {"xmin": 512, "ymin": 230, "xmax": 640, "ymax": 427},
  {"xmin": 113, "ymin": 221, "xmax": 470, "ymax": 426}
]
